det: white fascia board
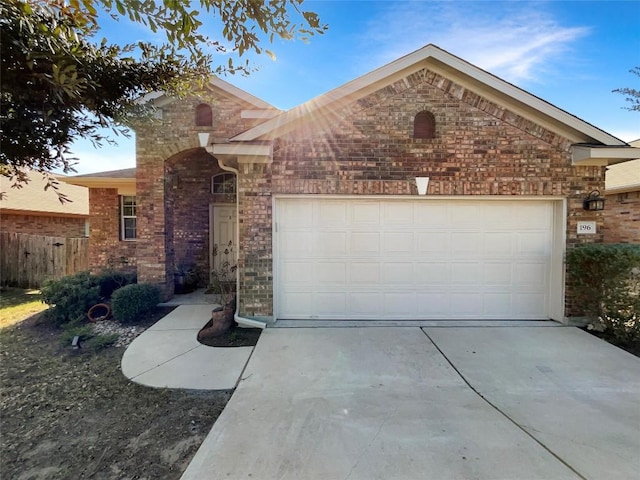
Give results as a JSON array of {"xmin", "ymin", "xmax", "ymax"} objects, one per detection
[
  {"xmin": 572, "ymin": 145, "xmax": 640, "ymax": 165},
  {"xmin": 209, "ymin": 77, "xmax": 275, "ymax": 109},
  {"xmin": 241, "ymin": 110, "xmax": 281, "ymax": 119}
]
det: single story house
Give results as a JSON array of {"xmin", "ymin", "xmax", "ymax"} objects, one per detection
[
  {"xmin": 67, "ymin": 44, "xmax": 639, "ymax": 325},
  {"xmin": 603, "ymin": 140, "xmax": 640, "ymax": 243},
  {"xmin": 0, "ymin": 170, "xmax": 88, "ymax": 238}
]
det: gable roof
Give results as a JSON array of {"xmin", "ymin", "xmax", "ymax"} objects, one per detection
[
  {"xmin": 141, "ymin": 76, "xmax": 279, "ymax": 112},
  {"xmin": 0, "ymin": 170, "xmax": 88, "ymax": 217},
  {"xmin": 230, "ymin": 44, "xmax": 627, "ymax": 151}
]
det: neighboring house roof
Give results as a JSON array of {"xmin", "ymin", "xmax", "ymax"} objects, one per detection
[
  {"xmin": 66, "ymin": 168, "xmax": 136, "ymax": 195},
  {"xmin": 0, "ymin": 170, "xmax": 88, "ymax": 217},
  {"xmin": 606, "ymin": 139, "xmax": 640, "ymax": 194},
  {"xmin": 229, "ymin": 44, "xmax": 637, "ymax": 165}
]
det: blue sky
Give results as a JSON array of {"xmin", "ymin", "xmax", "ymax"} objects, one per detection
[{"xmin": 70, "ymin": 0, "xmax": 640, "ymax": 174}]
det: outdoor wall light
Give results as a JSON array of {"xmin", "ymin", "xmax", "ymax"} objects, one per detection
[
  {"xmin": 583, "ymin": 190, "xmax": 606, "ymax": 211},
  {"xmin": 416, "ymin": 177, "xmax": 430, "ymax": 195},
  {"xmin": 198, "ymin": 132, "xmax": 210, "ymax": 148}
]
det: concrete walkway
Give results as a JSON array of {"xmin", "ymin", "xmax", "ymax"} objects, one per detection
[
  {"xmin": 181, "ymin": 326, "xmax": 640, "ymax": 480},
  {"xmin": 121, "ymin": 304, "xmax": 254, "ymax": 390}
]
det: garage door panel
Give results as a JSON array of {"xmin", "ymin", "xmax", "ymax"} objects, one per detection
[
  {"xmin": 483, "ymin": 293, "xmax": 512, "ymax": 316},
  {"xmin": 415, "ymin": 204, "xmax": 451, "ymax": 227},
  {"xmin": 416, "ymin": 262, "xmax": 450, "ymax": 284},
  {"xmin": 276, "ymin": 198, "xmax": 554, "ymax": 320},
  {"xmin": 351, "ymin": 232, "xmax": 380, "ymax": 255},
  {"xmin": 452, "ymin": 263, "xmax": 482, "ymax": 284},
  {"xmin": 514, "ymin": 293, "xmax": 547, "ymax": 317},
  {"xmin": 450, "ymin": 293, "xmax": 483, "ymax": 316},
  {"xmin": 383, "ymin": 232, "xmax": 413, "ymax": 254},
  {"xmin": 351, "ymin": 202, "xmax": 381, "ymax": 224},
  {"xmin": 416, "ymin": 293, "xmax": 450, "ymax": 316},
  {"xmin": 384, "ymin": 202, "xmax": 415, "ymax": 224},
  {"xmin": 383, "ymin": 262, "xmax": 415, "ymax": 285},
  {"xmin": 483, "ymin": 233, "xmax": 514, "ymax": 255},
  {"xmin": 483, "ymin": 263, "xmax": 512, "ymax": 285},
  {"xmin": 514, "ymin": 263, "xmax": 547, "ymax": 286},
  {"xmin": 317, "ymin": 232, "xmax": 348, "ymax": 256},
  {"xmin": 348, "ymin": 293, "xmax": 381, "ymax": 316},
  {"xmin": 515, "ymin": 204, "xmax": 552, "ymax": 229},
  {"xmin": 452, "ymin": 233, "xmax": 483, "ymax": 255},
  {"xmin": 316, "ymin": 293, "xmax": 346, "ymax": 316},
  {"xmin": 318, "ymin": 202, "xmax": 347, "ymax": 226},
  {"xmin": 383, "ymin": 292, "xmax": 415, "ymax": 316},
  {"xmin": 281, "ymin": 231, "xmax": 313, "ymax": 257},
  {"xmin": 350, "ymin": 262, "xmax": 380, "ymax": 284},
  {"xmin": 281, "ymin": 261, "xmax": 314, "ymax": 284},
  {"xmin": 316, "ymin": 262, "xmax": 346, "ymax": 284},
  {"xmin": 417, "ymin": 232, "xmax": 450, "ymax": 255}
]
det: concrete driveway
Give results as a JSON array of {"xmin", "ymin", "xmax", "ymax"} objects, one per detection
[{"xmin": 181, "ymin": 326, "xmax": 640, "ymax": 480}]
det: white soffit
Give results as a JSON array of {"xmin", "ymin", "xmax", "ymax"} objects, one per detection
[{"xmin": 571, "ymin": 145, "xmax": 640, "ymax": 166}]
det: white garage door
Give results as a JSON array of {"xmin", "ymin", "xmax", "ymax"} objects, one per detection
[{"xmin": 275, "ymin": 198, "xmax": 555, "ymax": 320}]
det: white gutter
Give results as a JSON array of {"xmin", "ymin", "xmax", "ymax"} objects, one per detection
[{"xmin": 215, "ymin": 156, "xmax": 267, "ymax": 330}]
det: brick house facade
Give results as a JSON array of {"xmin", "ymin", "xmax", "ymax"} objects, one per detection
[
  {"xmin": 69, "ymin": 45, "xmax": 639, "ymax": 324},
  {"xmin": 603, "ymin": 155, "xmax": 640, "ymax": 243}
]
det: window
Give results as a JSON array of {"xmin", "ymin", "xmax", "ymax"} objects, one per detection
[
  {"xmin": 120, "ymin": 195, "xmax": 137, "ymax": 240},
  {"xmin": 195, "ymin": 103, "xmax": 213, "ymax": 126},
  {"xmin": 413, "ymin": 111, "xmax": 436, "ymax": 139},
  {"xmin": 211, "ymin": 173, "xmax": 237, "ymax": 203}
]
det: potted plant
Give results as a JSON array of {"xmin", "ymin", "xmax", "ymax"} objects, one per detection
[{"xmin": 174, "ymin": 263, "xmax": 198, "ymax": 294}]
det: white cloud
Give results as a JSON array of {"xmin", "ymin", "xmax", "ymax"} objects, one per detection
[
  {"xmin": 63, "ymin": 136, "xmax": 136, "ymax": 175},
  {"xmin": 358, "ymin": 1, "xmax": 589, "ymax": 84}
]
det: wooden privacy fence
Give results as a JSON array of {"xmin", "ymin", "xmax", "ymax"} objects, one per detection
[{"xmin": 0, "ymin": 232, "xmax": 88, "ymax": 288}]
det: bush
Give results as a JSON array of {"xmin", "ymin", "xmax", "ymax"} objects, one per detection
[
  {"xmin": 566, "ymin": 243, "xmax": 640, "ymax": 342},
  {"xmin": 111, "ymin": 283, "xmax": 160, "ymax": 323},
  {"xmin": 41, "ymin": 272, "xmax": 100, "ymax": 326},
  {"xmin": 95, "ymin": 270, "xmax": 137, "ymax": 299}
]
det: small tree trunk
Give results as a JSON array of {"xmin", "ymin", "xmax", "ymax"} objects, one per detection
[{"xmin": 197, "ymin": 305, "xmax": 234, "ymax": 340}]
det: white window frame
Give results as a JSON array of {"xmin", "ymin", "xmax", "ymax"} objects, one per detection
[{"xmin": 120, "ymin": 195, "xmax": 137, "ymax": 241}]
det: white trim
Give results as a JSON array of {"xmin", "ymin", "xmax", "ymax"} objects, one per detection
[
  {"xmin": 241, "ymin": 110, "xmax": 281, "ymax": 119},
  {"xmin": 120, "ymin": 195, "xmax": 137, "ymax": 241},
  {"xmin": 208, "ymin": 143, "xmax": 272, "ymax": 157},
  {"xmin": 273, "ymin": 193, "xmax": 565, "ymax": 201},
  {"xmin": 572, "ymin": 145, "xmax": 640, "ymax": 166}
]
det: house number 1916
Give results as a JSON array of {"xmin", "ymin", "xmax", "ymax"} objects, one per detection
[{"xmin": 577, "ymin": 221, "xmax": 596, "ymax": 234}]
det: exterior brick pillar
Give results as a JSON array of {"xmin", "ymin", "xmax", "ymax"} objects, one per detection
[
  {"xmin": 136, "ymin": 152, "xmax": 175, "ymax": 299},
  {"xmin": 237, "ymin": 160, "xmax": 273, "ymax": 321}
]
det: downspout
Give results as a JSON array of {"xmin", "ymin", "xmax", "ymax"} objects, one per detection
[{"xmin": 216, "ymin": 157, "xmax": 267, "ymax": 330}]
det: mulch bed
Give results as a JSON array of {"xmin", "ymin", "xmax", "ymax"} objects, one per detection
[
  {"xmin": 0, "ymin": 307, "xmax": 232, "ymax": 480},
  {"xmin": 197, "ymin": 320, "xmax": 262, "ymax": 347}
]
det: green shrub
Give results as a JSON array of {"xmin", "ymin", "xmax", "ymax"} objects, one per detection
[
  {"xmin": 566, "ymin": 243, "xmax": 640, "ymax": 342},
  {"xmin": 111, "ymin": 283, "xmax": 160, "ymax": 323},
  {"xmin": 59, "ymin": 324, "xmax": 95, "ymax": 346},
  {"xmin": 84, "ymin": 333, "xmax": 119, "ymax": 352},
  {"xmin": 41, "ymin": 272, "xmax": 100, "ymax": 326},
  {"xmin": 95, "ymin": 270, "xmax": 137, "ymax": 299}
]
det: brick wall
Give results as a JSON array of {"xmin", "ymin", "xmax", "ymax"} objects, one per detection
[
  {"xmin": 0, "ymin": 213, "xmax": 86, "ymax": 237},
  {"xmin": 166, "ymin": 149, "xmax": 227, "ymax": 284},
  {"xmin": 135, "ymin": 91, "xmax": 255, "ymax": 297},
  {"xmin": 603, "ymin": 190, "xmax": 640, "ymax": 243},
  {"xmin": 87, "ymin": 188, "xmax": 136, "ymax": 272},
  {"xmin": 237, "ymin": 67, "xmax": 605, "ymax": 319}
]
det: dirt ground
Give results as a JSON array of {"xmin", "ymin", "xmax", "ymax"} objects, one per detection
[{"xmin": 0, "ymin": 309, "xmax": 235, "ymax": 480}]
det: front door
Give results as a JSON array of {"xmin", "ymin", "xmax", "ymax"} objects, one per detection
[{"xmin": 210, "ymin": 204, "xmax": 237, "ymax": 275}]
